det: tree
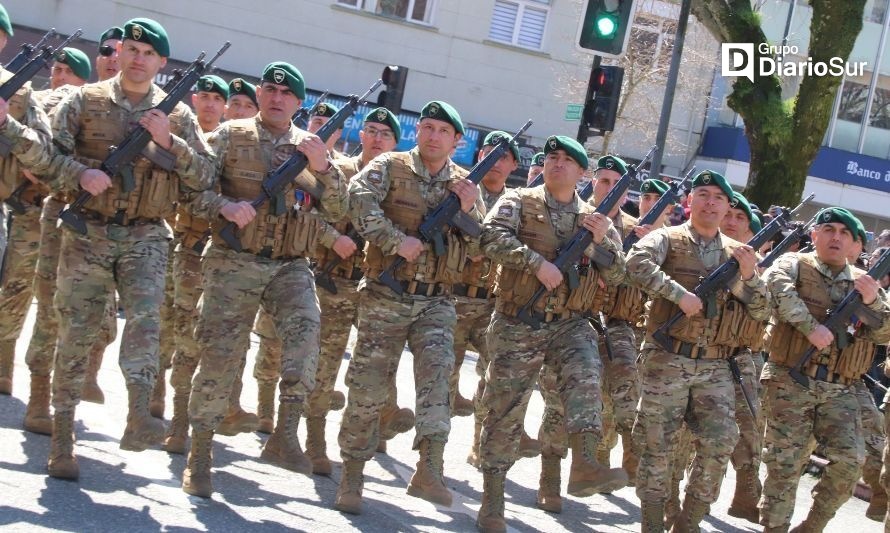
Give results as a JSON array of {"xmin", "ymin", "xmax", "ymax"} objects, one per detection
[{"xmin": 692, "ymin": 0, "xmax": 867, "ymax": 207}]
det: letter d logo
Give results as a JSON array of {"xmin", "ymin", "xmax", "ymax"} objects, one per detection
[{"xmin": 722, "ymin": 43, "xmax": 754, "ymax": 83}]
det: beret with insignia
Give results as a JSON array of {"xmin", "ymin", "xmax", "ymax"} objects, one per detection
[
  {"xmin": 228, "ymin": 77, "xmax": 257, "ymax": 106},
  {"xmin": 483, "ymin": 130, "xmax": 520, "ymax": 162},
  {"xmin": 691, "ymin": 170, "xmax": 734, "ymax": 199},
  {"xmin": 640, "ymin": 178, "xmax": 669, "ymax": 197},
  {"xmin": 531, "ymin": 152, "xmax": 545, "ymax": 167},
  {"xmin": 816, "ymin": 207, "xmax": 864, "ymax": 243},
  {"xmin": 56, "ymin": 47, "xmax": 91, "ymax": 81},
  {"xmin": 544, "ymin": 135, "xmax": 588, "ymax": 169},
  {"xmin": 123, "ymin": 18, "xmax": 170, "ymax": 57},
  {"xmin": 261, "ymin": 61, "xmax": 305, "ymax": 99},
  {"xmin": 311, "ymin": 102, "xmax": 339, "ymax": 119},
  {"xmin": 98, "ymin": 26, "xmax": 123, "ymax": 47},
  {"xmin": 420, "ymin": 100, "xmax": 464, "ymax": 135},
  {"xmin": 729, "ymin": 191, "xmax": 762, "ymax": 234},
  {"xmin": 597, "ymin": 155, "xmax": 628, "ymax": 175},
  {"xmin": 0, "ymin": 4, "xmax": 12, "ymax": 37},
  {"xmin": 364, "ymin": 106, "xmax": 401, "ymax": 140},
  {"xmin": 196, "ymin": 74, "xmax": 229, "ymax": 100}
]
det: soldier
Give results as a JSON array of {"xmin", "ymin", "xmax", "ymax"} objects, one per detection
[
  {"xmin": 307, "ymin": 102, "xmax": 345, "ymax": 157},
  {"xmin": 526, "ymin": 151, "xmax": 543, "ymax": 185},
  {"xmin": 95, "ymin": 26, "xmax": 123, "ymax": 82},
  {"xmin": 46, "ymin": 47, "xmax": 91, "ymax": 90},
  {"xmin": 0, "ymin": 18, "xmax": 214, "ymax": 480},
  {"xmin": 224, "ymin": 77, "xmax": 258, "ymax": 120},
  {"xmin": 334, "ymin": 100, "xmax": 481, "ymax": 515},
  {"xmin": 181, "ymin": 61, "xmax": 347, "ymax": 498},
  {"xmin": 190, "ymin": 74, "xmax": 228, "ymax": 133},
  {"xmin": 760, "ymin": 207, "xmax": 890, "ymax": 532},
  {"xmin": 626, "ymin": 171, "xmax": 770, "ymax": 532}
]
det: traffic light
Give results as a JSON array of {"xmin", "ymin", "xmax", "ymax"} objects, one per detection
[
  {"xmin": 579, "ymin": 66, "xmax": 624, "ymax": 139},
  {"xmin": 377, "ymin": 65, "xmax": 408, "ymax": 115},
  {"xmin": 576, "ymin": 0, "xmax": 637, "ymax": 58}
]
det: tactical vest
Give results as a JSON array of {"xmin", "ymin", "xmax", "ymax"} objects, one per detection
[
  {"xmin": 601, "ymin": 209, "xmax": 647, "ymax": 322},
  {"xmin": 314, "ymin": 156, "xmax": 364, "ymax": 279},
  {"xmin": 0, "ymin": 69, "xmax": 32, "ymax": 201},
  {"xmin": 768, "ymin": 253, "xmax": 874, "ymax": 383},
  {"xmin": 174, "ymin": 206, "xmax": 211, "ymax": 251},
  {"xmin": 363, "ymin": 152, "xmax": 469, "ymax": 285},
  {"xmin": 73, "ymin": 82, "xmax": 181, "ymax": 221},
  {"xmin": 646, "ymin": 226, "xmax": 742, "ymax": 355},
  {"xmin": 493, "ymin": 187, "xmax": 600, "ymax": 319}
]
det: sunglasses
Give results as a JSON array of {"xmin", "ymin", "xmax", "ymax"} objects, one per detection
[{"xmin": 98, "ymin": 45, "xmax": 116, "ymax": 57}]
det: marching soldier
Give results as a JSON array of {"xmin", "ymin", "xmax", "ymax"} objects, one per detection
[
  {"xmin": 526, "ymin": 151, "xmax": 543, "ymax": 185},
  {"xmin": 224, "ymin": 77, "xmax": 258, "ymax": 120}
]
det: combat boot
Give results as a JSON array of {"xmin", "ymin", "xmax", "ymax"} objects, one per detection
[
  {"xmin": 163, "ymin": 391, "xmax": 190, "ymax": 454},
  {"xmin": 864, "ymin": 464, "xmax": 888, "ymax": 521},
  {"xmin": 536, "ymin": 453, "xmax": 562, "ymax": 513},
  {"xmin": 182, "ymin": 430, "xmax": 213, "ymax": 498},
  {"xmin": 452, "ymin": 392, "xmax": 474, "ymax": 417},
  {"xmin": 149, "ymin": 369, "xmax": 166, "ymax": 418},
  {"xmin": 305, "ymin": 416, "xmax": 331, "ymax": 476},
  {"xmin": 81, "ymin": 345, "xmax": 105, "ymax": 404},
  {"xmin": 641, "ymin": 499, "xmax": 665, "ymax": 533},
  {"xmin": 335, "ymin": 459, "xmax": 365, "ymax": 514},
  {"xmin": 518, "ymin": 430, "xmax": 541, "ymax": 458},
  {"xmin": 0, "ymin": 340, "xmax": 14, "ymax": 395},
  {"xmin": 763, "ymin": 526, "xmax": 790, "ymax": 533},
  {"xmin": 380, "ymin": 406, "xmax": 415, "ymax": 440},
  {"xmin": 24, "ymin": 373, "xmax": 53, "ymax": 435},
  {"xmin": 664, "ymin": 472, "xmax": 682, "ymax": 529},
  {"xmin": 619, "ymin": 430, "xmax": 638, "ymax": 485},
  {"xmin": 329, "ymin": 390, "xmax": 346, "ymax": 411},
  {"xmin": 217, "ymin": 374, "xmax": 260, "ymax": 435},
  {"xmin": 407, "ymin": 438, "xmax": 452, "ymax": 506},
  {"xmin": 789, "ymin": 509, "xmax": 832, "ymax": 533},
  {"xmin": 47, "ymin": 409, "xmax": 79, "ymax": 480},
  {"xmin": 476, "ymin": 471, "xmax": 506, "ymax": 532},
  {"xmin": 670, "ymin": 493, "xmax": 709, "ymax": 533},
  {"xmin": 120, "ymin": 383, "xmax": 166, "ymax": 451},
  {"xmin": 260, "ymin": 401, "xmax": 312, "ymax": 474},
  {"xmin": 466, "ymin": 419, "xmax": 482, "ymax": 469},
  {"xmin": 727, "ymin": 464, "xmax": 761, "ymax": 523},
  {"xmin": 256, "ymin": 380, "xmax": 276, "ymax": 434},
  {"xmin": 596, "ymin": 443, "xmax": 611, "ymax": 466},
  {"xmin": 566, "ymin": 432, "xmax": 628, "ymax": 496}
]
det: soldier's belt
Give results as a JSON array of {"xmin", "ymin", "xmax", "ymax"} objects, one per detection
[
  {"xmin": 804, "ymin": 363, "xmax": 855, "ymax": 387},
  {"xmin": 335, "ymin": 266, "xmax": 364, "ymax": 282},
  {"xmin": 80, "ymin": 208, "xmax": 161, "ymax": 228},
  {"xmin": 396, "ymin": 280, "xmax": 450, "ymax": 297},
  {"xmin": 672, "ymin": 340, "xmax": 732, "ymax": 360},
  {"xmin": 18, "ymin": 187, "xmax": 46, "ymax": 208},
  {"xmin": 605, "ymin": 317, "xmax": 631, "ymax": 328},
  {"xmin": 452, "ymin": 284, "xmax": 490, "ymax": 300}
]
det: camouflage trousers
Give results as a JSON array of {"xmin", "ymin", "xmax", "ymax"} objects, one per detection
[
  {"xmin": 759, "ymin": 364, "xmax": 864, "ymax": 528},
  {"xmin": 157, "ymin": 238, "xmax": 177, "ymax": 373},
  {"xmin": 481, "ymin": 311, "xmax": 603, "ymax": 474},
  {"xmin": 189, "ymin": 245, "xmax": 320, "ymax": 432},
  {"xmin": 338, "ymin": 281, "xmax": 455, "ymax": 462},
  {"xmin": 252, "ymin": 308, "xmax": 281, "ymax": 384},
  {"xmin": 169, "ymin": 245, "xmax": 204, "ymax": 393},
  {"xmin": 24, "ymin": 197, "xmax": 116, "ymax": 376},
  {"xmin": 451, "ymin": 295, "xmax": 493, "ymax": 413},
  {"xmin": 599, "ymin": 320, "xmax": 640, "ymax": 453},
  {"xmin": 854, "ymin": 380, "xmax": 885, "ymax": 493},
  {"xmin": 633, "ymin": 347, "xmax": 738, "ymax": 504},
  {"xmin": 882, "ymin": 395, "xmax": 890, "ymax": 530},
  {"xmin": 0, "ymin": 204, "xmax": 41, "ymax": 351},
  {"xmin": 537, "ymin": 360, "xmax": 569, "ymax": 457},
  {"xmin": 53, "ymin": 222, "xmax": 170, "ymax": 411}
]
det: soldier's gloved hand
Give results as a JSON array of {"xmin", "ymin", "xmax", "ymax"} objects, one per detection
[
  {"xmin": 332, "ymin": 234, "xmax": 358, "ymax": 260},
  {"xmin": 0, "ymin": 97, "xmax": 8, "ymax": 127},
  {"xmin": 79, "ymin": 168, "xmax": 112, "ymax": 196},
  {"xmin": 733, "ymin": 245, "xmax": 757, "ymax": 281},
  {"xmin": 807, "ymin": 325, "xmax": 834, "ymax": 350},
  {"xmin": 448, "ymin": 178, "xmax": 479, "ymax": 213},
  {"xmin": 855, "ymin": 274, "xmax": 880, "ymax": 305},
  {"xmin": 678, "ymin": 291, "xmax": 703, "ymax": 317},
  {"xmin": 139, "ymin": 109, "xmax": 172, "ymax": 150},
  {"xmin": 633, "ymin": 224, "xmax": 654, "ymax": 239},
  {"xmin": 536, "ymin": 260, "xmax": 563, "ymax": 291},
  {"xmin": 296, "ymin": 134, "xmax": 331, "ymax": 173},
  {"xmin": 582, "ymin": 213, "xmax": 612, "ymax": 244},
  {"xmin": 220, "ymin": 201, "xmax": 257, "ymax": 229},
  {"xmin": 397, "ymin": 236, "xmax": 423, "ymax": 262}
]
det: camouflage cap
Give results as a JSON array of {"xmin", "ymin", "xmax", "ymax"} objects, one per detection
[
  {"xmin": 123, "ymin": 18, "xmax": 170, "ymax": 57},
  {"xmin": 0, "ymin": 4, "xmax": 12, "ymax": 37},
  {"xmin": 482, "ymin": 130, "xmax": 520, "ymax": 162},
  {"xmin": 531, "ymin": 152, "xmax": 545, "ymax": 167},
  {"xmin": 596, "ymin": 155, "xmax": 628, "ymax": 175},
  {"xmin": 420, "ymin": 100, "xmax": 464, "ymax": 135},
  {"xmin": 691, "ymin": 170, "xmax": 734, "ymax": 199},
  {"xmin": 56, "ymin": 47, "xmax": 91, "ymax": 81},
  {"xmin": 311, "ymin": 102, "xmax": 339, "ymax": 119},
  {"xmin": 227, "ymin": 77, "xmax": 257, "ymax": 106},
  {"xmin": 815, "ymin": 207, "xmax": 863, "ymax": 242},
  {"xmin": 196, "ymin": 75, "xmax": 229, "ymax": 100},
  {"xmin": 729, "ymin": 191, "xmax": 762, "ymax": 234},
  {"xmin": 544, "ymin": 135, "xmax": 588, "ymax": 169},
  {"xmin": 364, "ymin": 106, "xmax": 401, "ymax": 140},
  {"xmin": 261, "ymin": 61, "xmax": 305, "ymax": 99},
  {"xmin": 98, "ymin": 26, "xmax": 123, "ymax": 46},
  {"xmin": 640, "ymin": 178, "xmax": 669, "ymax": 196}
]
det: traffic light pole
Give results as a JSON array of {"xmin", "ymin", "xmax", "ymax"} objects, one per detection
[
  {"xmin": 577, "ymin": 54, "xmax": 602, "ymax": 143},
  {"xmin": 648, "ymin": 0, "xmax": 691, "ymax": 179}
]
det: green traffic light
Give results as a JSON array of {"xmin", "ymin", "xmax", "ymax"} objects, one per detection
[{"xmin": 594, "ymin": 10, "xmax": 619, "ymax": 38}]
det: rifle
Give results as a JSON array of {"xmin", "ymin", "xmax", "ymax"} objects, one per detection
[
  {"xmin": 218, "ymin": 80, "xmax": 383, "ymax": 253},
  {"xmin": 863, "ymin": 373, "xmax": 889, "ymax": 395},
  {"xmin": 514, "ymin": 146, "xmax": 657, "ymax": 329},
  {"xmin": 622, "ymin": 166, "xmax": 695, "ymax": 252},
  {"xmin": 789, "ymin": 246, "xmax": 890, "ymax": 387},
  {"xmin": 376, "ymin": 119, "xmax": 533, "ymax": 295},
  {"xmin": 57, "ymin": 43, "xmax": 230, "ymax": 235},
  {"xmin": 728, "ymin": 354, "xmax": 757, "ymax": 419},
  {"xmin": 349, "ymin": 143, "xmax": 363, "ymax": 157},
  {"xmin": 592, "ymin": 311, "xmax": 614, "ymax": 361},
  {"xmin": 292, "ymin": 90, "xmax": 329, "ymax": 129},
  {"xmin": 757, "ymin": 212, "xmax": 820, "ymax": 269},
  {"xmin": 0, "ymin": 29, "xmax": 82, "ymax": 157},
  {"xmin": 4, "ymin": 28, "xmax": 57, "ymax": 74},
  {"xmin": 652, "ymin": 193, "xmax": 815, "ymax": 351},
  {"xmin": 3, "ymin": 179, "xmax": 33, "ymax": 214},
  {"xmin": 528, "ymin": 171, "xmax": 543, "ymax": 188},
  {"xmin": 314, "ymin": 228, "xmax": 365, "ymax": 294}
]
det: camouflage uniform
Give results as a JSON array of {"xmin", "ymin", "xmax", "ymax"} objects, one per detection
[
  {"xmin": 760, "ymin": 252, "xmax": 890, "ymax": 530},
  {"xmin": 855, "ymin": 378, "xmax": 886, "ymax": 520}
]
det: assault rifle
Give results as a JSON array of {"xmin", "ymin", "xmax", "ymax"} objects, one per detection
[
  {"xmin": 863, "ymin": 373, "xmax": 889, "ymax": 395},
  {"xmin": 652, "ymin": 193, "xmax": 815, "ymax": 351},
  {"xmin": 292, "ymin": 91, "xmax": 329, "ymax": 129},
  {"xmin": 527, "ymin": 171, "xmax": 543, "ymax": 188},
  {"xmin": 59, "ymin": 43, "xmax": 230, "ymax": 235},
  {"xmin": 0, "ymin": 29, "xmax": 82, "ymax": 157},
  {"xmin": 514, "ymin": 146, "xmax": 657, "ymax": 329},
  {"xmin": 218, "ymin": 79, "xmax": 383, "ymax": 252},
  {"xmin": 4, "ymin": 28, "xmax": 56, "ymax": 74},
  {"xmin": 789, "ymin": 246, "xmax": 890, "ymax": 387},
  {"xmin": 377, "ymin": 120, "xmax": 533, "ymax": 295},
  {"xmin": 590, "ymin": 311, "xmax": 614, "ymax": 361},
  {"xmin": 757, "ymin": 212, "xmax": 820, "ymax": 269},
  {"xmin": 314, "ymin": 228, "xmax": 365, "ymax": 294},
  {"xmin": 622, "ymin": 166, "xmax": 695, "ymax": 252}
]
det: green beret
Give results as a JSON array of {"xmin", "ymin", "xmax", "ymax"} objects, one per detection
[
  {"xmin": 531, "ymin": 152, "xmax": 545, "ymax": 167},
  {"xmin": 640, "ymin": 179, "xmax": 670, "ymax": 197},
  {"xmin": 227, "ymin": 78, "xmax": 257, "ymax": 106},
  {"xmin": 261, "ymin": 61, "xmax": 305, "ymax": 100},
  {"xmin": 196, "ymin": 74, "xmax": 229, "ymax": 100},
  {"xmin": 729, "ymin": 191, "xmax": 761, "ymax": 234},
  {"xmin": 98, "ymin": 26, "xmax": 123, "ymax": 46},
  {"xmin": 420, "ymin": 100, "xmax": 464, "ymax": 135},
  {"xmin": 483, "ymin": 130, "xmax": 520, "ymax": 162},
  {"xmin": 544, "ymin": 135, "xmax": 588, "ymax": 169},
  {"xmin": 123, "ymin": 18, "xmax": 170, "ymax": 57},
  {"xmin": 56, "ymin": 47, "xmax": 91, "ymax": 81},
  {"xmin": 0, "ymin": 4, "xmax": 13, "ymax": 37},
  {"xmin": 364, "ymin": 107, "xmax": 401, "ymax": 140},
  {"xmin": 835, "ymin": 207, "xmax": 867, "ymax": 245},
  {"xmin": 691, "ymin": 170, "xmax": 734, "ymax": 199},
  {"xmin": 815, "ymin": 207, "xmax": 863, "ymax": 242},
  {"xmin": 597, "ymin": 155, "xmax": 628, "ymax": 175},
  {"xmin": 311, "ymin": 102, "xmax": 339, "ymax": 119}
]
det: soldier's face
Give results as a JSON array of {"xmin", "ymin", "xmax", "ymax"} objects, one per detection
[
  {"xmin": 639, "ymin": 192, "xmax": 666, "ymax": 219},
  {"xmin": 225, "ymin": 94, "xmax": 258, "ymax": 120},
  {"xmin": 118, "ymin": 40, "xmax": 167, "ymax": 85},
  {"xmin": 191, "ymin": 91, "xmax": 227, "ymax": 128},
  {"xmin": 847, "ymin": 237, "xmax": 864, "ymax": 263},
  {"xmin": 359, "ymin": 123, "xmax": 397, "ymax": 160},
  {"xmin": 720, "ymin": 207, "xmax": 749, "ymax": 241},
  {"xmin": 543, "ymin": 150, "xmax": 584, "ymax": 188},
  {"xmin": 811, "ymin": 222, "xmax": 854, "ymax": 266},
  {"xmin": 688, "ymin": 185, "xmax": 730, "ymax": 229},
  {"xmin": 95, "ymin": 39, "xmax": 120, "ymax": 81},
  {"xmin": 50, "ymin": 62, "xmax": 85, "ymax": 90},
  {"xmin": 592, "ymin": 168, "xmax": 625, "ymax": 209},
  {"xmin": 479, "ymin": 144, "xmax": 518, "ymax": 190},
  {"xmin": 416, "ymin": 118, "xmax": 460, "ymax": 162},
  {"xmin": 257, "ymin": 82, "xmax": 302, "ymax": 127},
  {"xmin": 527, "ymin": 164, "xmax": 543, "ymax": 185}
]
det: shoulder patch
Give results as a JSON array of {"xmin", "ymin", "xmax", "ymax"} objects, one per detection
[
  {"xmin": 498, "ymin": 204, "xmax": 514, "ymax": 217},
  {"xmin": 367, "ymin": 170, "xmax": 383, "ymax": 185}
]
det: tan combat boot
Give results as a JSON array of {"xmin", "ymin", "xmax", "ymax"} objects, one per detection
[
  {"xmin": 163, "ymin": 391, "xmax": 190, "ymax": 454},
  {"xmin": 452, "ymin": 392, "xmax": 474, "ymax": 417},
  {"xmin": 596, "ymin": 443, "xmax": 611, "ymax": 466},
  {"xmin": 24, "ymin": 373, "xmax": 53, "ymax": 435},
  {"xmin": 335, "ymin": 459, "xmax": 365, "ymax": 514},
  {"xmin": 789, "ymin": 509, "xmax": 832, "ymax": 533},
  {"xmin": 182, "ymin": 430, "xmax": 213, "ymax": 498},
  {"xmin": 47, "ymin": 409, "xmax": 79, "ymax": 480},
  {"xmin": 664, "ymin": 471, "xmax": 682, "ymax": 529},
  {"xmin": 466, "ymin": 418, "xmax": 482, "ymax": 469},
  {"xmin": 407, "ymin": 438, "xmax": 452, "ymax": 506},
  {"xmin": 476, "ymin": 471, "xmax": 507, "ymax": 532},
  {"xmin": 329, "ymin": 390, "xmax": 346, "ymax": 411},
  {"xmin": 865, "ymin": 463, "xmax": 888, "ymax": 521},
  {"xmin": 0, "ymin": 340, "xmax": 14, "ymax": 395},
  {"xmin": 566, "ymin": 432, "xmax": 628, "ymax": 496},
  {"xmin": 120, "ymin": 383, "xmax": 166, "ymax": 451},
  {"xmin": 641, "ymin": 499, "xmax": 666, "ymax": 533},
  {"xmin": 670, "ymin": 493, "xmax": 710, "ymax": 533},
  {"xmin": 379, "ymin": 406, "xmax": 415, "ymax": 440},
  {"xmin": 81, "ymin": 345, "xmax": 105, "ymax": 404},
  {"xmin": 260, "ymin": 401, "xmax": 312, "ymax": 474},
  {"xmin": 518, "ymin": 430, "xmax": 542, "ymax": 458},
  {"xmin": 217, "ymin": 374, "xmax": 260, "ymax": 435},
  {"xmin": 305, "ymin": 416, "xmax": 331, "ymax": 476},
  {"xmin": 619, "ymin": 430, "xmax": 638, "ymax": 485},
  {"xmin": 727, "ymin": 464, "xmax": 761, "ymax": 523},
  {"xmin": 256, "ymin": 380, "xmax": 276, "ymax": 434},
  {"xmin": 763, "ymin": 526, "xmax": 790, "ymax": 533},
  {"xmin": 148, "ymin": 369, "xmax": 166, "ymax": 418},
  {"xmin": 536, "ymin": 453, "xmax": 562, "ymax": 513}
]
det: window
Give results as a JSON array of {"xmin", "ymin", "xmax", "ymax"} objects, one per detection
[
  {"xmin": 488, "ymin": 0, "xmax": 550, "ymax": 51},
  {"xmin": 337, "ymin": 0, "xmax": 436, "ymax": 25}
]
